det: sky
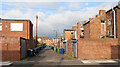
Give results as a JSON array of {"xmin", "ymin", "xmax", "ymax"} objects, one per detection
[{"xmin": 0, "ymin": 0, "xmax": 119, "ymax": 38}]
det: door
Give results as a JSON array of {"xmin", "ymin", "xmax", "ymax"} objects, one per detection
[
  {"xmin": 64, "ymin": 43, "xmax": 67, "ymax": 53},
  {"xmin": 74, "ymin": 43, "xmax": 77, "ymax": 57},
  {"xmin": 20, "ymin": 39, "xmax": 27, "ymax": 59}
]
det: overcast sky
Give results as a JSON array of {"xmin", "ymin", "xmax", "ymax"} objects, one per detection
[{"xmin": 0, "ymin": 0, "xmax": 119, "ymax": 38}]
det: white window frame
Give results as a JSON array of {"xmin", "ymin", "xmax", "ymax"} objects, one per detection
[
  {"xmin": 108, "ymin": 19, "xmax": 112, "ymax": 26},
  {"xmin": 0, "ymin": 23, "xmax": 2, "ymax": 31},
  {"xmin": 11, "ymin": 23, "xmax": 23, "ymax": 31}
]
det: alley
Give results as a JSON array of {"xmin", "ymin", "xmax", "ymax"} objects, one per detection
[
  {"xmin": 2, "ymin": 46, "xmax": 119, "ymax": 67},
  {"xmin": 27, "ymin": 46, "xmax": 83, "ymax": 65}
]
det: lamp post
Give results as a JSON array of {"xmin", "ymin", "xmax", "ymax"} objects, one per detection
[
  {"xmin": 36, "ymin": 16, "xmax": 38, "ymax": 47},
  {"xmin": 53, "ymin": 30, "xmax": 57, "ymax": 38}
]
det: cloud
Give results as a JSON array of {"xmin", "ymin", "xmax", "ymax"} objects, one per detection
[
  {"xmin": 2, "ymin": 0, "xmax": 120, "ymax": 2},
  {"xmin": 85, "ymin": 3, "xmax": 88, "ymax": 6},
  {"xmin": 68, "ymin": 2, "xmax": 83, "ymax": 10},
  {"xmin": 2, "ymin": 2, "xmax": 60, "ymax": 10},
  {"xmin": 1, "ymin": 2, "xmax": 118, "ymax": 38}
]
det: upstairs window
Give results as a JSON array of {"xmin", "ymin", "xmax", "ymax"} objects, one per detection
[
  {"xmin": 81, "ymin": 30, "xmax": 84, "ymax": 32},
  {"xmin": 108, "ymin": 19, "xmax": 112, "ymax": 26},
  {"xmin": 71, "ymin": 32, "xmax": 74, "ymax": 35},
  {"xmin": 101, "ymin": 20, "xmax": 105, "ymax": 23},
  {"xmin": 11, "ymin": 23, "xmax": 23, "ymax": 31},
  {"xmin": 0, "ymin": 23, "xmax": 2, "ymax": 31}
]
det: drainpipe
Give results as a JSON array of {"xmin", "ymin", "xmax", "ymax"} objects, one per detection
[{"xmin": 112, "ymin": 8, "xmax": 116, "ymax": 38}]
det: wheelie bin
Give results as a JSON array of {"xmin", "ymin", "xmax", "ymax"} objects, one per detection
[
  {"xmin": 28, "ymin": 49, "xmax": 33, "ymax": 57},
  {"xmin": 59, "ymin": 48, "xmax": 64, "ymax": 54}
]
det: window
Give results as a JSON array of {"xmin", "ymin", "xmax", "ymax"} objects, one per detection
[
  {"xmin": 107, "ymin": 30, "xmax": 109, "ymax": 35},
  {"xmin": 108, "ymin": 19, "xmax": 112, "ymax": 26},
  {"xmin": 0, "ymin": 23, "xmax": 2, "ymax": 31},
  {"xmin": 11, "ymin": 23, "xmax": 23, "ymax": 31},
  {"xmin": 81, "ymin": 30, "xmax": 84, "ymax": 32},
  {"xmin": 71, "ymin": 32, "xmax": 74, "ymax": 35},
  {"xmin": 110, "ymin": 28, "xmax": 112, "ymax": 35},
  {"xmin": 101, "ymin": 20, "xmax": 105, "ymax": 23}
]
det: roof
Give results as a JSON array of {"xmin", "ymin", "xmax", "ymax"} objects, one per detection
[
  {"xmin": 1, "ymin": 19, "xmax": 31, "ymax": 21},
  {"xmin": 64, "ymin": 29, "xmax": 75, "ymax": 31},
  {"xmin": 1, "ymin": 19, "xmax": 33, "ymax": 25},
  {"xmin": 83, "ymin": 21, "xmax": 90, "ymax": 26},
  {"xmin": 106, "ymin": 5, "xmax": 119, "ymax": 13}
]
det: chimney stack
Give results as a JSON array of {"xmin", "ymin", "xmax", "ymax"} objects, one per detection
[
  {"xmin": 72, "ymin": 26, "xmax": 77, "ymax": 30},
  {"xmin": 99, "ymin": 10, "xmax": 106, "ymax": 15},
  {"xmin": 89, "ymin": 18, "xmax": 94, "ymax": 21},
  {"xmin": 77, "ymin": 22, "xmax": 81, "ymax": 29},
  {"xmin": 96, "ymin": 14, "xmax": 99, "ymax": 17}
]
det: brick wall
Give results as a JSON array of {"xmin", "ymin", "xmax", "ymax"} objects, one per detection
[
  {"xmin": 67, "ymin": 40, "xmax": 72, "ymax": 55},
  {"xmin": 77, "ymin": 22, "xmax": 81, "ymax": 38},
  {"xmin": 0, "ymin": 31, "xmax": 1, "ymax": 36},
  {"xmin": 106, "ymin": 10, "xmax": 114, "ymax": 36},
  {"xmin": 115, "ymin": 7, "xmax": 120, "ymax": 38},
  {"xmin": 64, "ymin": 30, "xmax": 74, "ymax": 41},
  {"xmin": 2, "ymin": 20, "xmax": 28, "ymax": 39},
  {"xmin": 0, "ymin": 37, "xmax": 27, "ymax": 61},
  {"xmin": 83, "ymin": 10, "xmax": 106, "ymax": 38},
  {"xmin": 77, "ymin": 38, "xmax": 119, "ymax": 59},
  {"xmin": 83, "ymin": 21, "xmax": 90, "ymax": 38},
  {"xmin": 1, "ymin": 37, "xmax": 21, "ymax": 61},
  {"xmin": 90, "ymin": 13, "xmax": 106, "ymax": 38},
  {"xmin": 72, "ymin": 26, "xmax": 77, "ymax": 30},
  {"xmin": 1, "ymin": 19, "xmax": 33, "ymax": 49},
  {"xmin": 119, "ymin": 38, "xmax": 120, "ymax": 59}
]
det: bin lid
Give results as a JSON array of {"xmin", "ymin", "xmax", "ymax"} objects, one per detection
[{"xmin": 28, "ymin": 49, "xmax": 33, "ymax": 51}]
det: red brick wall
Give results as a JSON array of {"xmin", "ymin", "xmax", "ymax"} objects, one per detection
[
  {"xmin": 0, "ymin": 37, "xmax": 21, "ymax": 61},
  {"xmin": 2, "ymin": 20, "xmax": 28, "ymax": 39},
  {"xmin": 64, "ymin": 31, "xmax": 73, "ymax": 40},
  {"xmin": 77, "ymin": 22, "xmax": 81, "ymax": 38},
  {"xmin": 115, "ymin": 7, "xmax": 120, "ymax": 38},
  {"xmin": 67, "ymin": 40, "xmax": 72, "ymax": 55},
  {"xmin": 83, "ymin": 22, "xmax": 90, "ymax": 38},
  {"xmin": 119, "ymin": 38, "xmax": 120, "ymax": 59},
  {"xmin": 84, "ymin": 11, "xmax": 106, "ymax": 38},
  {"xmin": 1, "ymin": 20, "xmax": 33, "ymax": 49},
  {"xmin": 0, "ymin": 31, "xmax": 1, "ymax": 36},
  {"xmin": 106, "ymin": 10, "xmax": 114, "ymax": 36},
  {"xmin": 77, "ymin": 38, "xmax": 119, "ymax": 59}
]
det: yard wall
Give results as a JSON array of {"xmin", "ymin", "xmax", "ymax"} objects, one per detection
[
  {"xmin": 77, "ymin": 38, "xmax": 120, "ymax": 59},
  {"xmin": 0, "ymin": 37, "xmax": 27, "ymax": 61},
  {"xmin": 67, "ymin": 40, "xmax": 73, "ymax": 55}
]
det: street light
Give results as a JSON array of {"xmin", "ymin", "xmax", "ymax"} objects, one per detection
[{"xmin": 53, "ymin": 30, "xmax": 57, "ymax": 38}]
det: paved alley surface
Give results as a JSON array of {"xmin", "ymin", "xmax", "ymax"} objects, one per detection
[
  {"xmin": 28, "ymin": 46, "xmax": 74, "ymax": 62},
  {"xmin": 2, "ymin": 46, "xmax": 119, "ymax": 67},
  {"xmin": 20, "ymin": 46, "xmax": 83, "ymax": 65}
]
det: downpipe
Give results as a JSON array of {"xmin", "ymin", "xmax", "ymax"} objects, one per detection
[{"xmin": 112, "ymin": 8, "xmax": 116, "ymax": 38}]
